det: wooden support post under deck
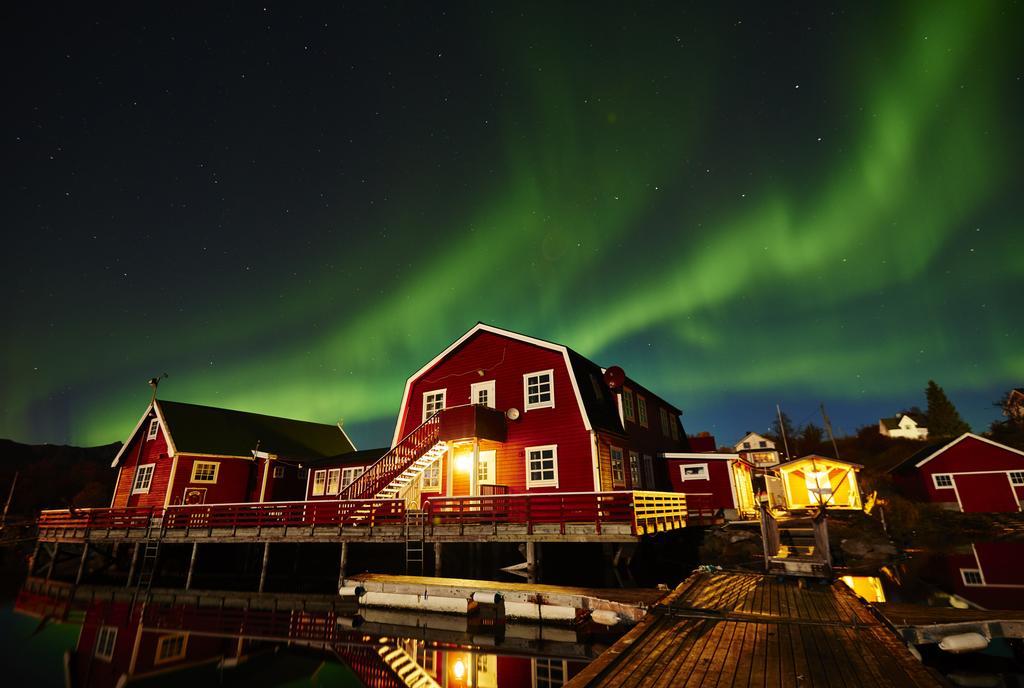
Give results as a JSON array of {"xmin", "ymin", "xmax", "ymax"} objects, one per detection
[
  {"xmin": 126, "ymin": 543, "xmax": 141, "ymax": 588},
  {"xmin": 337, "ymin": 542, "xmax": 349, "ymax": 590},
  {"xmin": 526, "ymin": 541, "xmax": 538, "ymax": 584},
  {"xmin": 258, "ymin": 542, "xmax": 271, "ymax": 593},
  {"xmin": 46, "ymin": 543, "xmax": 59, "ymax": 580},
  {"xmin": 434, "ymin": 542, "xmax": 443, "ymax": 576},
  {"xmin": 28, "ymin": 540, "xmax": 41, "ymax": 576},
  {"xmin": 185, "ymin": 542, "xmax": 199, "ymax": 590},
  {"xmin": 75, "ymin": 543, "xmax": 89, "ymax": 585}
]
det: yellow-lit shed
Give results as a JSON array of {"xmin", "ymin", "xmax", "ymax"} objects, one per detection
[{"xmin": 775, "ymin": 455, "xmax": 863, "ymax": 511}]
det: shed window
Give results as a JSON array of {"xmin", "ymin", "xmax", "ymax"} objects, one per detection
[
  {"xmin": 524, "ymin": 370, "xmax": 554, "ymax": 410},
  {"xmin": 423, "ymin": 389, "xmax": 446, "ymax": 421},
  {"xmin": 637, "ymin": 395, "xmax": 648, "ymax": 427},
  {"xmin": 190, "ymin": 461, "xmax": 219, "ymax": 483},
  {"xmin": 1010, "ymin": 471, "xmax": 1024, "ymax": 486},
  {"xmin": 471, "ymin": 380, "xmax": 495, "ymax": 408},
  {"xmin": 932, "ymin": 474, "xmax": 954, "ymax": 489},
  {"xmin": 526, "ymin": 445, "xmax": 558, "ymax": 488},
  {"xmin": 131, "ymin": 464, "xmax": 155, "ymax": 494},
  {"xmin": 610, "ymin": 446, "xmax": 625, "ymax": 486},
  {"xmin": 326, "ymin": 468, "xmax": 341, "ymax": 495},
  {"xmin": 95, "ymin": 626, "xmax": 117, "ymax": 661},
  {"xmin": 312, "ymin": 470, "xmax": 327, "ymax": 496},
  {"xmin": 155, "ymin": 633, "xmax": 188, "ymax": 664},
  {"xmin": 146, "ymin": 418, "xmax": 160, "ymax": 440},
  {"xmin": 341, "ymin": 467, "xmax": 362, "ymax": 489},
  {"xmin": 622, "ymin": 388, "xmax": 635, "ymax": 422},
  {"xmin": 960, "ymin": 569, "xmax": 983, "ymax": 586},
  {"xmin": 272, "ymin": 465, "xmax": 285, "ymax": 479},
  {"xmin": 680, "ymin": 463, "xmax": 709, "ymax": 481}
]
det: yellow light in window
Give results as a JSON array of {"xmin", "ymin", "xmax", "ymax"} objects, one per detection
[{"xmin": 453, "ymin": 659, "xmax": 466, "ymax": 679}]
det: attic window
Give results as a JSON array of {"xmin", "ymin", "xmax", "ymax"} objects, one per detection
[
  {"xmin": 932, "ymin": 474, "xmax": 954, "ymax": 489},
  {"xmin": 960, "ymin": 569, "xmax": 983, "ymax": 586},
  {"xmin": 759, "ymin": 441, "xmax": 767, "ymax": 448},
  {"xmin": 637, "ymin": 395, "xmax": 648, "ymax": 427},
  {"xmin": 524, "ymin": 370, "xmax": 554, "ymax": 411},
  {"xmin": 423, "ymin": 389, "xmax": 446, "ymax": 422},
  {"xmin": 146, "ymin": 418, "xmax": 160, "ymax": 441},
  {"xmin": 622, "ymin": 388, "xmax": 635, "ymax": 422},
  {"xmin": 660, "ymin": 408, "xmax": 670, "ymax": 436},
  {"xmin": 590, "ymin": 374, "xmax": 605, "ymax": 400},
  {"xmin": 95, "ymin": 626, "xmax": 117, "ymax": 661},
  {"xmin": 1010, "ymin": 471, "xmax": 1024, "ymax": 486}
]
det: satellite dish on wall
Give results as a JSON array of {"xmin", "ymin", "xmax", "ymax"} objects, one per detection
[
  {"xmin": 506, "ymin": 407, "xmax": 521, "ymax": 421},
  {"xmin": 603, "ymin": 366, "xmax": 626, "ymax": 391}
]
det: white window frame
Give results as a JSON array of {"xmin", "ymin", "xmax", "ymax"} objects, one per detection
[
  {"xmin": 471, "ymin": 380, "xmax": 496, "ymax": 408},
  {"xmin": 190, "ymin": 461, "xmax": 219, "ymax": 484},
  {"xmin": 525, "ymin": 444, "xmax": 559, "ymax": 488},
  {"xmin": 523, "ymin": 370, "xmax": 555, "ymax": 411},
  {"xmin": 622, "ymin": 388, "xmax": 635, "ymax": 422},
  {"xmin": 932, "ymin": 473, "xmax": 954, "ymax": 489},
  {"xmin": 1010, "ymin": 471, "xmax": 1024, "ymax": 486},
  {"xmin": 533, "ymin": 657, "xmax": 568, "ymax": 688},
  {"xmin": 95, "ymin": 625, "xmax": 117, "ymax": 661},
  {"xmin": 680, "ymin": 463, "xmax": 710, "ymax": 481},
  {"xmin": 326, "ymin": 468, "xmax": 341, "ymax": 495},
  {"xmin": 610, "ymin": 446, "xmax": 625, "ymax": 487},
  {"xmin": 629, "ymin": 450, "xmax": 641, "ymax": 488},
  {"xmin": 478, "ymin": 449, "xmax": 496, "ymax": 485},
  {"xmin": 637, "ymin": 395, "xmax": 648, "ymax": 428},
  {"xmin": 341, "ymin": 466, "xmax": 363, "ymax": 489},
  {"xmin": 422, "ymin": 389, "xmax": 446, "ymax": 421},
  {"xmin": 272, "ymin": 465, "xmax": 285, "ymax": 479},
  {"xmin": 146, "ymin": 418, "xmax": 160, "ymax": 440},
  {"xmin": 421, "ymin": 462, "xmax": 441, "ymax": 492},
  {"xmin": 131, "ymin": 464, "xmax": 155, "ymax": 494},
  {"xmin": 960, "ymin": 568, "xmax": 984, "ymax": 586},
  {"xmin": 312, "ymin": 469, "xmax": 327, "ymax": 496},
  {"xmin": 154, "ymin": 633, "xmax": 188, "ymax": 665}
]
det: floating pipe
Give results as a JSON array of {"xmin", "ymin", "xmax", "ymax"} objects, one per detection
[
  {"xmin": 338, "ymin": 585, "xmax": 366, "ymax": 598},
  {"xmin": 471, "ymin": 591, "xmax": 504, "ymax": 605}
]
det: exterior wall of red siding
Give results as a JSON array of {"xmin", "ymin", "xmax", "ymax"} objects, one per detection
[
  {"xmin": 903, "ymin": 436, "xmax": 1024, "ymax": 511},
  {"xmin": 666, "ymin": 458, "xmax": 737, "ymax": 510},
  {"xmin": 111, "ymin": 418, "xmax": 173, "ymax": 508},
  {"xmin": 398, "ymin": 331, "xmax": 596, "ymax": 494},
  {"xmin": 171, "ymin": 455, "xmax": 253, "ymax": 505}
]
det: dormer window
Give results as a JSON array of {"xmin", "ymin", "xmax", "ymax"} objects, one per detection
[{"xmin": 146, "ymin": 418, "xmax": 160, "ymax": 441}]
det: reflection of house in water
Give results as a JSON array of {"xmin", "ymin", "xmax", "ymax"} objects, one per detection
[
  {"xmin": 14, "ymin": 579, "xmax": 598, "ymax": 688},
  {"xmin": 930, "ymin": 542, "xmax": 1024, "ymax": 610}
]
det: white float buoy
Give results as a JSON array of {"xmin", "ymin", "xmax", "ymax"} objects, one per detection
[
  {"xmin": 938, "ymin": 632, "xmax": 989, "ymax": 653},
  {"xmin": 590, "ymin": 610, "xmax": 621, "ymax": 626}
]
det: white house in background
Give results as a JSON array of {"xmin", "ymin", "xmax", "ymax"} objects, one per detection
[
  {"xmin": 733, "ymin": 432, "xmax": 780, "ymax": 468},
  {"xmin": 879, "ymin": 414, "xmax": 929, "ymax": 440}
]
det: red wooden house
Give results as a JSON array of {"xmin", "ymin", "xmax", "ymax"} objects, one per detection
[
  {"xmin": 888, "ymin": 432, "xmax": 1024, "ymax": 513},
  {"xmin": 305, "ymin": 447, "xmax": 388, "ymax": 500},
  {"xmin": 338, "ymin": 323, "xmax": 691, "ymax": 506},
  {"xmin": 109, "ymin": 399, "xmax": 356, "ymax": 508},
  {"xmin": 662, "ymin": 452, "xmax": 757, "ymax": 519}
]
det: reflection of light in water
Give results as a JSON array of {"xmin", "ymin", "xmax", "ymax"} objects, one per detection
[
  {"xmin": 840, "ymin": 576, "xmax": 886, "ymax": 603},
  {"xmin": 453, "ymin": 658, "xmax": 466, "ymax": 679}
]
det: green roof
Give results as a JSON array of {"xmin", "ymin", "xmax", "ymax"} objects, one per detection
[{"xmin": 157, "ymin": 399, "xmax": 355, "ymax": 460}]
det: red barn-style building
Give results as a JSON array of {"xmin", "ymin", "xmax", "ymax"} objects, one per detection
[
  {"xmin": 662, "ymin": 453, "xmax": 757, "ymax": 519},
  {"xmin": 109, "ymin": 399, "xmax": 356, "ymax": 507},
  {"xmin": 340, "ymin": 323, "xmax": 691, "ymax": 506},
  {"xmin": 889, "ymin": 433, "xmax": 1024, "ymax": 513}
]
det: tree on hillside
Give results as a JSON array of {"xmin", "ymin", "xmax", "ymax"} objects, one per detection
[
  {"xmin": 797, "ymin": 422, "xmax": 824, "ymax": 456},
  {"xmin": 925, "ymin": 380, "xmax": 971, "ymax": 438}
]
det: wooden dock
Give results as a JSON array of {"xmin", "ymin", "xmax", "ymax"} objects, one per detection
[
  {"xmin": 877, "ymin": 602, "xmax": 1024, "ymax": 644},
  {"xmin": 566, "ymin": 571, "xmax": 945, "ymax": 687}
]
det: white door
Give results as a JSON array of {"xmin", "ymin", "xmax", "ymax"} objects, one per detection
[{"xmin": 477, "ymin": 450, "xmax": 496, "ymax": 487}]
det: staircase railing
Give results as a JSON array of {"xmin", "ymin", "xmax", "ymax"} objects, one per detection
[
  {"xmin": 338, "ymin": 411, "xmax": 444, "ymax": 500},
  {"xmin": 758, "ymin": 505, "xmax": 781, "ymax": 566}
]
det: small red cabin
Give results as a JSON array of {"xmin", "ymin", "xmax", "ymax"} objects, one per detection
[
  {"xmin": 349, "ymin": 323, "xmax": 690, "ymax": 507},
  {"xmin": 305, "ymin": 448, "xmax": 388, "ymax": 500},
  {"xmin": 662, "ymin": 452, "xmax": 757, "ymax": 519},
  {"xmin": 889, "ymin": 433, "xmax": 1024, "ymax": 513},
  {"xmin": 109, "ymin": 399, "xmax": 356, "ymax": 507}
]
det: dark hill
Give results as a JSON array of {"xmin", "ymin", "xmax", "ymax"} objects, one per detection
[{"xmin": 0, "ymin": 438, "xmax": 120, "ymax": 517}]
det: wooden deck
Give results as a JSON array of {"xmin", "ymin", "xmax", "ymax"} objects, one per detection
[{"xmin": 566, "ymin": 571, "xmax": 944, "ymax": 688}]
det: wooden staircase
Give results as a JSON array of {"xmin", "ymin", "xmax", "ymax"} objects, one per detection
[
  {"xmin": 759, "ymin": 508, "xmax": 832, "ymax": 578},
  {"xmin": 339, "ymin": 413, "xmax": 446, "ymax": 501}
]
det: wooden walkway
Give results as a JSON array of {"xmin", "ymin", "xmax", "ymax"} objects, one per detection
[{"xmin": 566, "ymin": 571, "xmax": 944, "ymax": 688}]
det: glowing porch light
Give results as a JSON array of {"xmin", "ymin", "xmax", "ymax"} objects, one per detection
[
  {"xmin": 455, "ymin": 453, "xmax": 472, "ymax": 472},
  {"xmin": 453, "ymin": 658, "xmax": 466, "ymax": 679}
]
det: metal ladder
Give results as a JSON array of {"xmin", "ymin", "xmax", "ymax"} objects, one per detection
[
  {"xmin": 404, "ymin": 510, "xmax": 426, "ymax": 575},
  {"xmin": 136, "ymin": 515, "xmax": 164, "ymax": 590}
]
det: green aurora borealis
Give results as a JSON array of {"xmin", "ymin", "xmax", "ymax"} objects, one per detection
[{"xmin": 3, "ymin": 2, "xmax": 1022, "ymax": 448}]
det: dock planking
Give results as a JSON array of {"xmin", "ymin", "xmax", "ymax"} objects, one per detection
[{"xmin": 565, "ymin": 571, "xmax": 945, "ymax": 688}]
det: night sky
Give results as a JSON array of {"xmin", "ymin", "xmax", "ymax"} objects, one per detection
[{"xmin": 3, "ymin": 2, "xmax": 1022, "ymax": 450}]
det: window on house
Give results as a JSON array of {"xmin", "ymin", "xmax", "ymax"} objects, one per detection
[
  {"xmin": 477, "ymin": 450, "xmax": 495, "ymax": 484},
  {"xmin": 341, "ymin": 466, "xmax": 362, "ymax": 489},
  {"xmin": 743, "ymin": 441, "xmax": 751, "ymax": 449},
  {"xmin": 272, "ymin": 465, "xmax": 285, "ymax": 479},
  {"xmin": 534, "ymin": 658, "xmax": 567, "ymax": 688},
  {"xmin": 526, "ymin": 445, "xmax": 558, "ymax": 488},
  {"xmin": 524, "ymin": 370, "xmax": 554, "ymax": 410},
  {"xmin": 643, "ymin": 454, "xmax": 656, "ymax": 488},
  {"xmin": 622, "ymin": 388, "xmax": 635, "ymax": 422},
  {"xmin": 470, "ymin": 380, "xmax": 496, "ymax": 408},
  {"xmin": 933, "ymin": 474, "xmax": 954, "ymax": 489},
  {"xmin": 629, "ymin": 451, "xmax": 641, "ymax": 488},
  {"xmin": 590, "ymin": 373, "xmax": 605, "ymax": 400},
  {"xmin": 610, "ymin": 446, "xmax": 625, "ymax": 486},
  {"xmin": 298, "ymin": 467, "xmax": 308, "ymax": 480},
  {"xmin": 95, "ymin": 626, "xmax": 117, "ymax": 661},
  {"xmin": 146, "ymin": 418, "xmax": 160, "ymax": 440},
  {"xmin": 680, "ymin": 464, "xmax": 709, "ymax": 481},
  {"xmin": 190, "ymin": 461, "xmax": 219, "ymax": 483},
  {"xmin": 131, "ymin": 464, "xmax": 155, "ymax": 494},
  {"xmin": 759, "ymin": 440, "xmax": 767, "ymax": 448},
  {"xmin": 961, "ymin": 569, "xmax": 983, "ymax": 586},
  {"xmin": 421, "ymin": 463, "xmax": 441, "ymax": 491},
  {"xmin": 312, "ymin": 470, "xmax": 327, "ymax": 496},
  {"xmin": 155, "ymin": 633, "xmax": 188, "ymax": 664},
  {"xmin": 637, "ymin": 395, "xmax": 648, "ymax": 427},
  {"xmin": 660, "ymin": 408, "xmax": 670, "ymax": 436},
  {"xmin": 670, "ymin": 417, "xmax": 679, "ymax": 441},
  {"xmin": 326, "ymin": 468, "xmax": 341, "ymax": 495},
  {"xmin": 1010, "ymin": 471, "xmax": 1024, "ymax": 486},
  {"xmin": 423, "ymin": 389, "xmax": 446, "ymax": 421}
]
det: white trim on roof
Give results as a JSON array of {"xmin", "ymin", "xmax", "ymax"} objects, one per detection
[
  {"xmin": 110, "ymin": 401, "xmax": 177, "ymax": 468},
  {"xmin": 337, "ymin": 422, "xmax": 358, "ymax": 452},
  {"xmin": 390, "ymin": 323, "xmax": 595, "ymax": 447},
  {"xmin": 913, "ymin": 432, "xmax": 1024, "ymax": 469},
  {"xmin": 661, "ymin": 452, "xmax": 742, "ymax": 461}
]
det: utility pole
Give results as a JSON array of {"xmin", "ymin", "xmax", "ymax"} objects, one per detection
[
  {"xmin": 820, "ymin": 403, "xmax": 841, "ymax": 460},
  {"xmin": 776, "ymin": 405, "xmax": 792, "ymax": 461},
  {"xmin": 1, "ymin": 470, "xmax": 18, "ymax": 529}
]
